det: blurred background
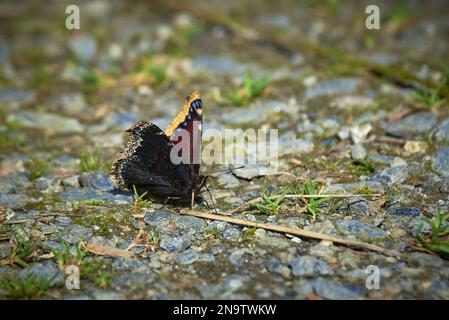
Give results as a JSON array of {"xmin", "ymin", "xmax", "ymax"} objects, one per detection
[{"xmin": 1, "ymin": 1, "xmax": 447, "ymax": 172}]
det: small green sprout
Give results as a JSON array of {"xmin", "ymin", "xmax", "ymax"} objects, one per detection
[
  {"xmin": 416, "ymin": 210, "xmax": 449, "ymax": 258},
  {"xmin": 79, "ymin": 148, "xmax": 102, "ymax": 172},
  {"xmin": 132, "ymin": 185, "xmax": 152, "ymax": 209},
  {"xmin": 0, "ymin": 274, "xmax": 51, "ymax": 299},
  {"xmin": 225, "ymin": 71, "xmax": 270, "ymax": 106},
  {"xmin": 302, "ymin": 179, "xmax": 329, "ymax": 221},
  {"xmin": 10, "ymin": 232, "xmax": 39, "ymax": 268}
]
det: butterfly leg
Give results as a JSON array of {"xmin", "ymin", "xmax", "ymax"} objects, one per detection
[{"xmin": 190, "ymin": 191, "xmax": 195, "ymax": 209}]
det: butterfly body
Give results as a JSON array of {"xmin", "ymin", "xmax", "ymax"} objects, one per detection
[{"xmin": 110, "ymin": 91, "xmax": 204, "ymax": 203}]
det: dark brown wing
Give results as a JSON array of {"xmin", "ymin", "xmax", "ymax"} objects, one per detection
[{"xmin": 110, "ymin": 121, "xmax": 192, "ymax": 198}]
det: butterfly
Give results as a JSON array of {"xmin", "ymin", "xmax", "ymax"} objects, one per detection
[{"xmin": 110, "ymin": 91, "xmax": 206, "ymax": 206}]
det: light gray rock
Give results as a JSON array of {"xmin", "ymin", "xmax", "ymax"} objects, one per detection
[
  {"xmin": 79, "ymin": 173, "xmax": 115, "ymax": 191},
  {"xmin": 56, "ymin": 188, "xmax": 132, "ymax": 204},
  {"xmin": 19, "ymin": 261, "xmax": 64, "ymax": 287},
  {"xmin": 383, "ymin": 112, "xmax": 437, "ymax": 138},
  {"xmin": 68, "ymin": 35, "xmax": 97, "ymax": 62},
  {"xmin": 351, "ymin": 143, "xmax": 367, "ymax": 160},
  {"xmin": 305, "ymin": 78, "xmax": 359, "ymax": 100},
  {"xmin": 433, "ymin": 118, "xmax": 449, "ymax": 143},
  {"xmin": 7, "ymin": 111, "xmax": 83, "ymax": 133},
  {"xmin": 335, "ymin": 220, "xmax": 388, "ymax": 242},
  {"xmin": 178, "ymin": 249, "xmax": 200, "ymax": 265},
  {"xmin": 288, "ymin": 255, "xmax": 333, "ymax": 276},
  {"xmin": 371, "ymin": 166, "xmax": 408, "ymax": 186},
  {"xmin": 432, "ymin": 147, "xmax": 449, "ymax": 177}
]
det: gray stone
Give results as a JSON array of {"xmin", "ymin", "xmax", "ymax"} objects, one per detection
[
  {"xmin": 257, "ymin": 237, "xmax": 291, "ymax": 249},
  {"xmin": 51, "ymin": 155, "xmax": 79, "ymax": 169},
  {"xmin": 288, "ymin": 255, "xmax": 333, "ymax": 277},
  {"xmin": 310, "ymin": 278, "xmax": 365, "ymax": 300},
  {"xmin": 68, "ymin": 35, "xmax": 97, "ymax": 62},
  {"xmin": 62, "ymin": 175, "xmax": 80, "ymax": 188},
  {"xmin": 34, "ymin": 177, "xmax": 60, "ymax": 190},
  {"xmin": 5, "ymin": 172, "xmax": 30, "ymax": 189},
  {"xmin": 19, "ymin": 261, "xmax": 64, "ymax": 287},
  {"xmin": 195, "ymin": 274, "xmax": 249, "ymax": 299},
  {"xmin": 0, "ymin": 194, "xmax": 32, "ymax": 210},
  {"xmin": 390, "ymin": 157, "xmax": 407, "ymax": 168},
  {"xmin": 200, "ymin": 253, "xmax": 215, "ymax": 262},
  {"xmin": 222, "ymin": 227, "xmax": 241, "ymax": 240},
  {"xmin": 0, "ymin": 89, "xmax": 36, "ymax": 103},
  {"xmin": 112, "ymin": 257, "xmax": 149, "ymax": 271},
  {"xmin": 221, "ymin": 108, "xmax": 267, "ymax": 125},
  {"xmin": 175, "ymin": 215, "xmax": 206, "ymax": 231},
  {"xmin": 159, "ymin": 235, "xmax": 191, "ymax": 253},
  {"xmin": 426, "ymin": 281, "xmax": 449, "ymax": 299},
  {"xmin": 90, "ymin": 235, "xmax": 115, "ymax": 248},
  {"xmin": 216, "ymin": 173, "xmax": 240, "ymax": 188},
  {"xmin": 368, "ymin": 154, "xmax": 397, "ymax": 165},
  {"xmin": 178, "ymin": 249, "xmax": 199, "ymax": 265},
  {"xmin": 331, "ymin": 95, "xmax": 375, "ymax": 109},
  {"xmin": 0, "ymin": 176, "xmax": 17, "ymax": 194},
  {"xmin": 309, "ymin": 242, "xmax": 336, "ymax": 259},
  {"xmin": 297, "ymin": 121, "xmax": 324, "ymax": 135},
  {"xmin": 58, "ymin": 93, "xmax": 88, "ymax": 115},
  {"xmin": 433, "ymin": 118, "xmax": 449, "ymax": 143},
  {"xmin": 383, "ymin": 112, "xmax": 437, "ymax": 138},
  {"xmin": 90, "ymin": 290, "xmax": 126, "ymax": 300},
  {"xmin": 322, "ymin": 181, "xmax": 385, "ymax": 194},
  {"xmin": 210, "ymin": 246, "xmax": 223, "ymax": 255},
  {"xmin": 229, "ymin": 248, "xmax": 252, "ymax": 268},
  {"xmin": 351, "ymin": 143, "xmax": 367, "ymax": 160},
  {"xmin": 56, "ymin": 188, "xmax": 132, "ymax": 204},
  {"xmin": 233, "ymin": 164, "xmax": 278, "ymax": 180},
  {"xmin": 335, "ymin": 220, "xmax": 388, "ymax": 242},
  {"xmin": 346, "ymin": 197, "xmax": 370, "ymax": 215},
  {"xmin": 144, "ymin": 210, "xmax": 175, "ymax": 228},
  {"xmin": 191, "ymin": 56, "xmax": 248, "ymax": 76},
  {"xmin": 432, "ymin": 147, "xmax": 449, "ymax": 177},
  {"xmin": 0, "ymin": 244, "xmax": 12, "ymax": 259},
  {"xmin": 278, "ymin": 139, "xmax": 314, "ymax": 156},
  {"xmin": 222, "ymin": 274, "xmax": 248, "ymax": 292},
  {"xmin": 266, "ymin": 257, "xmax": 291, "ymax": 278},
  {"xmin": 100, "ymin": 112, "xmax": 139, "ymax": 132},
  {"xmin": 439, "ymin": 178, "xmax": 449, "ymax": 193},
  {"xmin": 59, "ymin": 224, "xmax": 93, "ymax": 244},
  {"xmin": 371, "ymin": 166, "xmax": 408, "ymax": 186},
  {"xmin": 42, "ymin": 241, "xmax": 64, "ymax": 253},
  {"xmin": 54, "ymin": 216, "xmax": 72, "ymax": 226},
  {"xmin": 111, "ymin": 273, "xmax": 155, "ymax": 291},
  {"xmin": 305, "ymin": 78, "xmax": 359, "ymax": 100},
  {"xmin": 408, "ymin": 252, "xmax": 445, "ymax": 269},
  {"xmin": 7, "ymin": 111, "xmax": 84, "ymax": 133},
  {"xmin": 387, "ymin": 207, "xmax": 421, "ymax": 217},
  {"xmin": 79, "ymin": 173, "xmax": 115, "ymax": 191},
  {"xmin": 350, "ymin": 123, "xmax": 372, "ymax": 144}
]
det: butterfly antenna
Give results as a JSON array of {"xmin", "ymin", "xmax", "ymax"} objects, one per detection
[
  {"xmin": 204, "ymin": 165, "xmax": 245, "ymax": 176},
  {"xmin": 203, "ymin": 182, "xmax": 218, "ymax": 214}
]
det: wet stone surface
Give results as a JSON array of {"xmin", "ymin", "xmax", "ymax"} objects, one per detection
[{"xmin": 0, "ymin": 1, "xmax": 449, "ymax": 300}]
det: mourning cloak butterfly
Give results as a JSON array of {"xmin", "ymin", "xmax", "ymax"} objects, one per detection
[{"xmin": 110, "ymin": 91, "xmax": 205, "ymax": 205}]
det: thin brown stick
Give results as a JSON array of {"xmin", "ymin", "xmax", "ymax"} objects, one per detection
[
  {"xmin": 2, "ymin": 219, "xmax": 29, "ymax": 225},
  {"xmin": 180, "ymin": 209, "xmax": 405, "ymax": 259}
]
